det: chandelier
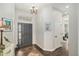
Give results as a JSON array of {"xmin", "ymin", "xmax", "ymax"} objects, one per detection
[{"xmin": 30, "ymin": 6, "xmax": 38, "ymax": 15}]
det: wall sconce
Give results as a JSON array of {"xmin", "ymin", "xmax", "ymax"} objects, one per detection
[{"xmin": 30, "ymin": 6, "xmax": 38, "ymax": 15}]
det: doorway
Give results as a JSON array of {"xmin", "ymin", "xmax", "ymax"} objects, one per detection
[{"xmin": 17, "ymin": 23, "xmax": 32, "ymax": 48}]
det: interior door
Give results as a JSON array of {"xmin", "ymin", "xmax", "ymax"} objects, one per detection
[{"xmin": 18, "ymin": 23, "xmax": 32, "ymax": 48}]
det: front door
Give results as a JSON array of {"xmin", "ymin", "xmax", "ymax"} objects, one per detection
[{"xmin": 18, "ymin": 23, "xmax": 32, "ymax": 48}]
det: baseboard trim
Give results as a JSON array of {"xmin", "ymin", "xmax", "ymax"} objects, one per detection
[{"xmin": 33, "ymin": 44, "xmax": 53, "ymax": 56}]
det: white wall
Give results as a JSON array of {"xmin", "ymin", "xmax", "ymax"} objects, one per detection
[
  {"xmin": 77, "ymin": 4, "xmax": 79, "ymax": 56},
  {"xmin": 32, "ymin": 15, "xmax": 37, "ymax": 44},
  {"xmin": 43, "ymin": 6, "xmax": 63, "ymax": 51},
  {"xmin": 69, "ymin": 4, "xmax": 78, "ymax": 56},
  {"xmin": 36, "ymin": 5, "xmax": 63, "ymax": 51},
  {"xmin": 35, "ymin": 9, "xmax": 44, "ymax": 49},
  {"xmin": 0, "ymin": 3, "xmax": 15, "ymax": 46},
  {"xmin": 43, "ymin": 6, "xmax": 55, "ymax": 51},
  {"xmin": 52, "ymin": 9, "xmax": 63, "ymax": 50}
]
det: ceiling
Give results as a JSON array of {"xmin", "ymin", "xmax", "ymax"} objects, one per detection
[
  {"xmin": 52, "ymin": 3, "xmax": 71, "ymax": 13},
  {"xmin": 15, "ymin": 3, "xmax": 71, "ymax": 13}
]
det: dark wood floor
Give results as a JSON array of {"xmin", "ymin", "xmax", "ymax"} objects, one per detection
[{"xmin": 15, "ymin": 44, "xmax": 69, "ymax": 56}]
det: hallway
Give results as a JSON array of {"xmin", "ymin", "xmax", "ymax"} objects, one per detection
[{"xmin": 0, "ymin": 3, "xmax": 78, "ymax": 56}]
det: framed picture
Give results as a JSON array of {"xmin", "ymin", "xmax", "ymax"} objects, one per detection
[
  {"xmin": 0, "ymin": 18, "xmax": 3, "ymax": 27},
  {"xmin": 0, "ymin": 17, "xmax": 12, "ymax": 31}
]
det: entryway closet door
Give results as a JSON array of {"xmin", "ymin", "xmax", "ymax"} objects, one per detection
[{"xmin": 18, "ymin": 23, "xmax": 32, "ymax": 48}]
